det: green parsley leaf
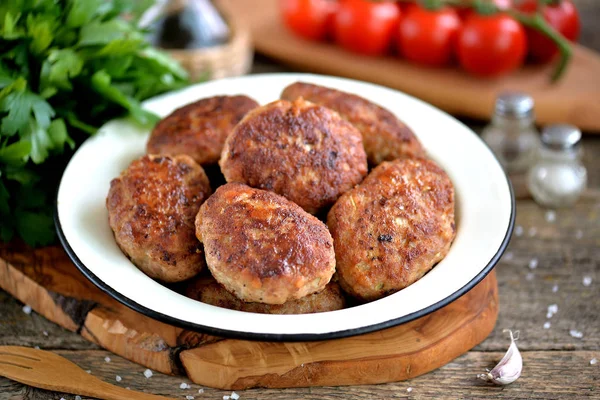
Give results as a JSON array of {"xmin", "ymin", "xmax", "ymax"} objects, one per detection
[
  {"xmin": 47, "ymin": 118, "xmax": 74, "ymax": 152},
  {"xmin": 14, "ymin": 208, "xmax": 55, "ymax": 247},
  {"xmin": 78, "ymin": 19, "xmax": 141, "ymax": 47},
  {"xmin": 0, "ymin": 140, "xmax": 31, "ymax": 164},
  {"xmin": 66, "ymin": 0, "xmax": 109, "ymax": 28},
  {"xmin": 41, "ymin": 48, "xmax": 84, "ymax": 91},
  {"xmin": 21, "ymin": 118, "xmax": 53, "ymax": 164},
  {"xmin": 26, "ymin": 13, "xmax": 57, "ymax": 54}
]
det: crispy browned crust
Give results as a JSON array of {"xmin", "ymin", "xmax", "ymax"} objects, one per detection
[
  {"xmin": 185, "ymin": 276, "xmax": 346, "ymax": 314},
  {"xmin": 106, "ymin": 154, "xmax": 211, "ymax": 282},
  {"xmin": 281, "ymin": 82, "xmax": 425, "ymax": 165},
  {"xmin": 327, "ymin": 158, "xmax": 455, "ymax": 302},
  {"xmin": 196, "ymin": 183, "xmax": 336, "ymax": 304},
  {"xmin": 219, "ymin": 98, "xmax": 368, "ymax": 214},
  {"xmin": 147, "ymin": 95, "xmax": 259, "ymax": 165}
]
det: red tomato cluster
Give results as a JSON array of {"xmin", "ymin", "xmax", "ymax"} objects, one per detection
[{"xmin": 280, "ymin": 0, "xmax": 581, "ymax": 78}]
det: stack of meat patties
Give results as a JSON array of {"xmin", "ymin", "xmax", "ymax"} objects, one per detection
[{"xmin": 106, "ymin": 82, "xmax": 456, "ymax": 314}]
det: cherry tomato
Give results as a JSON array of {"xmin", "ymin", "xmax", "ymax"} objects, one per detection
[
  {"xmin": 515, "ymin": 0, "xmax": 580, "ymax": 63},
  {"xmin": 397, "ymin": 5, "xmax": 461, "ymax": 67},
  {"xmin": 280, "ymin": 0, "xmax": 338, "ymax": 41},
  {"xmin": 456, "ymin": 13, "xmax": 527, "ymax": 77},
  {"xmin": 333, "ymin": 0, "xmax": 400, "ymax": 56}
]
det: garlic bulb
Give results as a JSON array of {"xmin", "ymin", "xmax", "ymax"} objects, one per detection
[{"xmin": 478, "ymin": 329, "xmax": 522, "ymax": 385}]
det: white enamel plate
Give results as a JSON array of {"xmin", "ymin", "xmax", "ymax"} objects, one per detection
[{"xmin": 56, "ymin": 73, "xmax": 514, "ymax": 341}]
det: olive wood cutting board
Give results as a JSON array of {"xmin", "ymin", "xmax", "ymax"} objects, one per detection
[
  {"xmin": 219, "ymin": 0, "xmax": 600, "ymax": 133},
  {"xmin": 0, "ymin": 242, "xmax": 498, "ymax": 390}
]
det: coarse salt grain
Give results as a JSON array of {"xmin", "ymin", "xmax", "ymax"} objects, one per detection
[
  {"xmin": 186, "ymin": 396, "xmax": 195, "ymax": 400},
  {"xmin": 548, "ymin": 304, "xmax": 558, "ymax": 316},
  {"xmin": 180, "ymin": 382, "xmax": 191, "ymax": 389},
  {"xmin": 34, "ymin": 346, "xmax": 40, "ymax": 350},
  {"xmin": 543, "ymin": 322, "xmax": 551, "ymax": 329},
  {"xmin": 552, "ymin": 284, "xmax": 559, "ymax": 293},
  {"xmin": 75, "ymin": 396, "xmax": 82, "ymax": 400},
  {"xmin": 42, "ymin": 331, "xmax": 48, "ymax": 336},
  {"xmin": 104, "ymin": 356, "xmax": 111, "ymax": 363},
  {"xmin": 116, "ymin": 375, "xmax": 122, "ymax": 382},
  {"xmin": 22, "ymin": 305, "xmax": 32, "ymax": 314},
  {"xmin": 526, "ymin": 272, "xmax": 535, "ymax": 281},
  {"xmin": 144, "ymin": 369, "xmax": 153, "ymax": 378},
  {"xmin": 407, "ymin": 387, "xmax": 413, "ymax": 393},
  {"xmin": 85, "ymin": 370, "xmax": 92, "ymax": 374},
  {"xmin": 528, "ymin": 258, "xmax": 538, "ymax": 269},
  {"xmin": 223, "ymin": 396, "xmax": 230, "ymax": 400},
  {"xmin": 591, "ymin": 358, "xmax": 598, "ymax": 365},
  {"xmin": 504, "ymin": 252, "xmax": 514, "ymax": 261},
  {"xmin": 198, "ymin": 388, "xmax": 204, "ymax": 394},
  {"xmin": 575, "ymin": 229, "xmax": 583, "ymax": 239},
  {"xmin": 514, "ymin": 225, "xmax": 523, "ymax": 237},
  {"xmin": 528, "ymin": 227, "xmax": 537, "ymax": 237},
  {"xmin": 545, "ymin": 210, "xmax": 556, "ymax": 222},
  {"xmin": 583, "ymin": 276, "xmax": 592, "ymax": 287},
  {"xmin": 570, "ymin": 329, "xmax": 584, "ymax": 339},
  {"xmin": 231, "ymin": 391, "xmax": 240, "ymax": 400}
]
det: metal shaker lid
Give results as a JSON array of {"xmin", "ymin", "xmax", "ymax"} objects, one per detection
[
  {"xmin": 495, "ymin": 92, "xmax": 534, "ymax": 118},
  {"xmin": 541, "ymin": 124, "xmax": 582, "ymax": 150}
]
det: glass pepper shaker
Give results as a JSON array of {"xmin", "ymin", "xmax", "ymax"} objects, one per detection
[
  {"xmin": 527, "ymin": 124, "xmax": 587, "ymax": 208},
  {"xmin": 481, "ymin": 92, "xmax": 541, "ymax": 198}
]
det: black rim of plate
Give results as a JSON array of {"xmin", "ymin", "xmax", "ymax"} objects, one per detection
[{"xmin": 53, "ymin": 81, "xmax": 516, "ymax": 341}]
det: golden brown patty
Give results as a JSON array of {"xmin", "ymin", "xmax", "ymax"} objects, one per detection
[
  {"xmin": 185, "ymin": 276, "xmax": 345, "ymax": 314},
  {"xmin": 147, "ymin": 95, "xmax": 259, "ymax": 165},
  {"xmin": 196, "ymin": 182, "xmax": 336, "ymax": 304},
  {"xmin": 106, "ymin": 154, "xmax": 211, "ymax": 282},
  {"xmin": 219, "ymin": 98, "xmax": 368, "ymax": 214},
  {"xmin": 327, "ymin": 158, "xmax": 455, "ymax": 302},
  {"xmin": 281, "ymin": 82, "xmax": 425, "ymax": 165}
]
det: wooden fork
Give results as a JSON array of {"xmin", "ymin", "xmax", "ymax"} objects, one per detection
[{"xmin": 0, "ymin": 346, "xmax": 176, "ymax": 399}]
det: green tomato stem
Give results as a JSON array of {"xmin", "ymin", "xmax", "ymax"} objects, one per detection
[{"xmin": 508, "ymin": 11, "xmax": 572, "ymax": 82}]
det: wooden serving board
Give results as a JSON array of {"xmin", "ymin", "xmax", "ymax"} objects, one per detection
[
  {"xmin": 0, "ymin": 242, "xmax": 498, "ymax": 390},
  {"xmin": 220, "ymin": 0, "xmax": 600, "ymax": 133}
]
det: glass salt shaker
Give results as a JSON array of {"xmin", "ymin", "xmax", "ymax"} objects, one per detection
[
  {"xmin": 481, "ymin": 92, "xmax": 541, "ymax": 198},
  {"xmin": 528, "ymin": 124, "xmax": 587, "ymax": 208}
]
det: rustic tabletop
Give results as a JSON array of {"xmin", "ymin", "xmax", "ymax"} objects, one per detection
[{"xmin": 1, "ymin": 1, "xmax": 599, "ymax": 399}]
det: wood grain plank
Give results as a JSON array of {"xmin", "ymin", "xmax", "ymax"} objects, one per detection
[{"xmin": 1, "ymin": 349, "xmax": 598, "ymax": 399}]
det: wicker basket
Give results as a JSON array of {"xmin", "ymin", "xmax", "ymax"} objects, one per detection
[{"xmin": 159, "ymin": 0, "xmax": 254, "ymax": 81}]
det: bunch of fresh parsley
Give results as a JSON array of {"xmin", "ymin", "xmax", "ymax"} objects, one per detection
[{"xmin": 0, "ymin": 0, "xmax": 189, "ymax": 246}]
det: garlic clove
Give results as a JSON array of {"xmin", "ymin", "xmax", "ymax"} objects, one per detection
[{"xmin": 478, "ymin": 329, "xmax": 523, "ymax": 385}]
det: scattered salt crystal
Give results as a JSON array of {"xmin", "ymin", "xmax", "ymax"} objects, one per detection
[
  {"xmin": 231, "ymin": 392, "xmax": 240, "ymax": 400},
  {"xmin": 42, "ymin": 331, "xmax": 48, "ymax": 336},
  {"xmin": 526, "ymin": 272, "xmax": 535, "ymax": 281},
  {"xmin": 60, "ymin": 398, "xmax": 65, "ymax": 400},
  {"xmin": 116, "ymin": 375, "xmax": 122, "ymax": 382},
  {"xmin": 570, "ymin": 329, "xmax": 584, "ymax": 339},
  {"xmin": 34, "ymin": 346, "xmax": 40, "ymax": 350},
  {"xmin": 591, "ymin": 358, "xmax": 598, "ymax": 365},
  {"xmin": 180, "ymin": 382, "xmax": 191, "ymax": 389},
  {"xmin": 186, "ymin": 396, "xmax": 195, "ymax": 400},
  {"xmin": 514, "ymin": 225, "xmax": 523, "ymax": 237},
  {"xmin": 104, "ymin": 356, "xmax": 111, "ymax": 363},
  {"xmin": 85, "ymin": 370, "xmax": 92, "ymax": 374},
  {"xmin": 223, "ymin": 396, "xmax": 230, "ymax": 400},
  {"xmin": 504, "ymin": 252, "xmax": 514, "ymax": 261},
  {"xmin": 552, "ymin": 284, "xmax": 559, "ymax": 293},
  {"xmin": 548, "ymin": 304, "xmax": 558, "ymax": 315},
  {"xmin": 143, "ymin": 369, "xmax": 153, "ymax": 378},
  {"xmin": 126, "ymin": 387, "xmax": 130, "ymax": 390},
  {"xmin": 583, "ymin": 276, "xmax": 592, "ymax": 287},
  {"xmin": 528, "ymin": 227, "xmax": 537, "ymax": 237},
  {"xmin": 22, "ymin": 305, "xmax": 32, "ymax": 314},
  {"xmin": 543, "ymin": 322, "xmax": 551, "ymax": 329},
  {"xmin": 575, "ymin": 229, "xmax": 583, "ymax": 239},
  {"xmin": 528, "ymin": 258, "xmax": 538, "ymax": 269},
  {"xmin": 75, "ymin": 396, "xmax": 82, "ymax": 400},
  {"xmin": 407, "ymin": 387, "xmax": 413, "ymax": 393},
  {"xmin": 198, "ymin": 388, "xmax": 204, "ymax": 394},
  {"xmin": 545, "ymin": 210, "xmax": 556, "ymax": 222}
]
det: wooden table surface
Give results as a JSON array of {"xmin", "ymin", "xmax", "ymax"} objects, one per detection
[{"xmin": 2, "ymin": 1, "xmax": 599, "ymax": 399}]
